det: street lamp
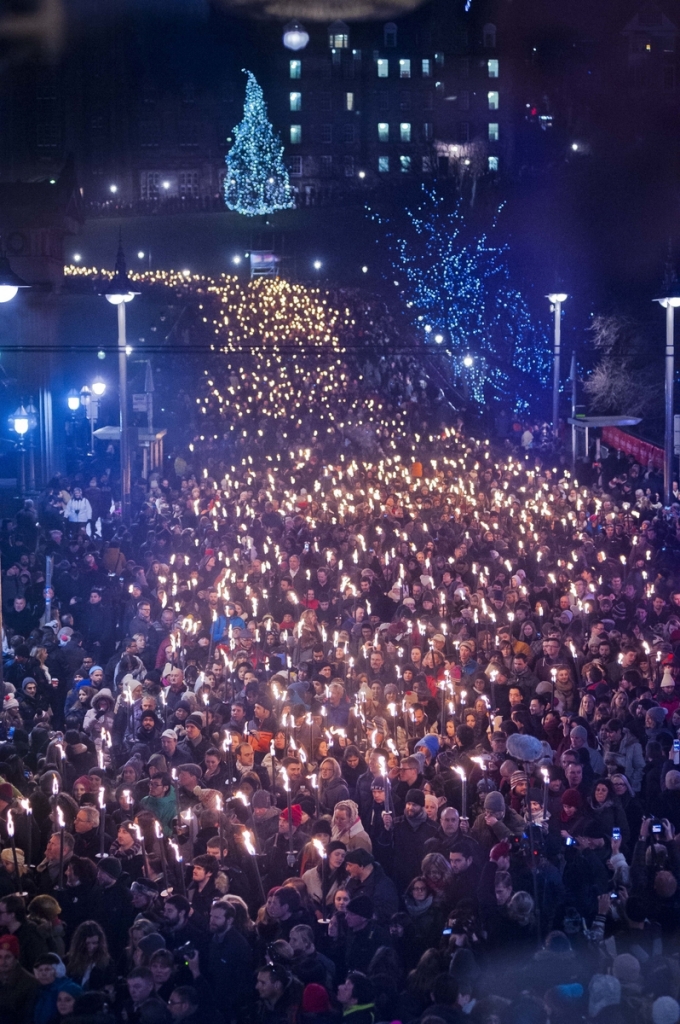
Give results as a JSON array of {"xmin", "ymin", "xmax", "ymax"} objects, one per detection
[
  {"xmin": 655, "ymin": 276, "xmax": 680, "ymax": 506},
  {"xmin": 283, "ymin": 20, "xmax": 309, "ymax": 50},
  {"xmin": 547, "ymin": 291, "xmax": 568, "ymax": 439},
  {"xmin": 0, "ymin": 256, "xmax": 29, "ymax": 303},
  {"xmin": 81, "ymin": 378, "xmax": 106, "ymax": 454},
  {"xmin": 101, "ymin": 243, "xmax": 139, "ymax": 522},
  {"xmin": 9, "ymin": 405, "xmax": 29, "ymax": 495},
  {"xmin": 67, "ymin": 389, "xmax": 80, "ymax": 412}
]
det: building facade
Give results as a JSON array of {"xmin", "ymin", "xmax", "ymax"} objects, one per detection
[{"xmin": 0, "ymin": 0, "xmax": 508, "ymax": 208}]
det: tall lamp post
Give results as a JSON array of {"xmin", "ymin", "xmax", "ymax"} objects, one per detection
[
  {"xmin": 547, "ymin": 291, "xmax": 568, "ymax": 440},
  {"xmin": 80, "ymin": 376, "xmax": 106, "ymax": 454},
  {"xmin": 9, "ymin": 406, "xmax": 29, "ymax": 495},
  {"xmin": 654, "ymin": 278, "xmax": 680, "ymax": 506},
  {"xmin": 24, "ymin": 400, "xmax": 38, "ymax": 492},
  {"xmin": 101, "ymin": 245, "xmax": 138, "ymax": 522}
]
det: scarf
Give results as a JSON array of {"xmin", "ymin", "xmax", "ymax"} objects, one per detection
[
  {"xmin": 405, "ymin": 808, "xmax": 428, "ymax": 829},
  {"xmin": 405, "ymin": 894, "xmax": 434, "ymax": 917}
]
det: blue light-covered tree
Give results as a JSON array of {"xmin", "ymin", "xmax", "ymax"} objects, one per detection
[
  {"xmin": 224, "ymin": 70, "xmax": 295, "ymax": 217},
  {"xmin": 372, "ymin": 187, "xmax": 550, "ymax": 412}
]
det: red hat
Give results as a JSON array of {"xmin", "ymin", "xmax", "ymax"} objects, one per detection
[
  {"xmin": 281, "ymin": 804, "xmax": 303, "ymax": 828},
  {"xmin": 490, "ymin": 841, "xmax": 511, "ymax": 862},
  {"xmin": 74, "ymin": 776, "xmax": 92, "ymax": 792},
  {"xmin": 561, "ymin": 788, "xmax": 583, "ymax": 809},
  {"xmin": 302, "ymin": 984, "xmax": 331, "ymax": 1014},
  {"xmin": 0, "ymin": 934, "xmax": 19, "ymax": 958}
]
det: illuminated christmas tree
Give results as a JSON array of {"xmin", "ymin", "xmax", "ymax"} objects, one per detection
[
  {"xmin": 224, "ymin": 70, "xmax": 295, "ymax": 217},
  {"xmin": 372, "ymin": 186, "xmax": 550, "ymax": 412}
]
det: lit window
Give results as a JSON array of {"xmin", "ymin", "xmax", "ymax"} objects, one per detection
[
  {"xmin": 289, "ymin": 92, "xmax": 301, "ymax": 111},
  {"xmin": 289, "ymin": 156, "xmax": 302, "ymax": 176},
  {"xmin": 384, "ymin": 23, "xmax": 397, "ymax": 47},
  {"xmin": 422, "ymin": 58, "xmax": 431, "ymax": 77},
  {"xmin": 488, "ymin": 122, "xmax": 499, "ymax": 141},
  {"xmin": 488, "ymin": 155, "xmax": 499, "ymax": 171},
  {"xmin": 400, "ymin": 122, "xmax": 411, "ymax": 142},
  {"xmin": 329, "ymin": 20, "xmax": 349, "ymax": 48},
  {"xmin": 399, "ymin": 59, "xmax": 411, "ymax": 78},
  {"xmin": 378, "ymin": 122, "xmax": 389, "ymax": 142},
  {"xmin": 344, "ymin": 155, "xmax": 354, "ymax": 176},
  {"xmin": 435, "ymin": 52, "xmax": 444, "ymax": 67},
  {"xmin": 488, "ymin": 59, "xmax": 499, "ymax": 78},
  {"xmin": 346, "ymin": 92, "xmax": 354, "ymax": 111},
  {"xmin": 400, "ymin": 155, "xmax": 411, "ymax": 172},
  {"xmin": 289, "ymin": 60, "xmax": 301, "ymax": 79},
  {"xmin": 379, "ymin": 156, "xmax": 390, "ymax": 172},
  {"xmin": 377, "ymin": 59, "xmax": 389, "ymax": 78},
  {"xmin": 488, "ymin": 90, "xmax": 499, "ymax": 110},
  {"xmin": 290, "ymin": 125, "xmax": 301, "ymax": 144}
]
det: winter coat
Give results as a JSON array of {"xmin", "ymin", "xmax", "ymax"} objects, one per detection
[
  {"xmin": 345, "ymin": 861, "xmax": 399, "ymax": 924},
  {"xmin": 319, "ymin": 775, "xmax": 350, "ymax": 816},
  {"xmin": 602, "ymin": 730, "xmax": 645, "ymax": 793},
  {"xmin": 390, "ymin": 813, "xmax": 439, "ymax": 893},
  {"xmin": 469, "ymin": 805, "xmax": 526, "ymax": 852},
  {"xmin": 82, "ymin": 689, "xmax": 116, "ymax": 735}
]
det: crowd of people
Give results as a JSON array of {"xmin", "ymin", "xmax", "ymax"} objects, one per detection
[{"xmin": 1, "ymin": 316, "xmax": 680, "ymax": 1024}]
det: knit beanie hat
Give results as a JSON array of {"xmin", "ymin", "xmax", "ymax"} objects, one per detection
[
  {"xmin": 302, "ymin": 984, "xmax": 331, "ymax": 1013},
  {"xmin": 281, "ymin": 804, "xmax": 302, "ymax": 827},
  {"xmin": 489, "ymin": 840, "xmax": 511, "ymax": 862},
  {"xmin": 0, "ymin": 934, "xmax": 19, "ymax": 958},
  {"xmin": 405, "ymin": 788, "xmax": 425, "ymax": 807},
  {"xmin": 653, "ymin": 998, "xmax": 680, "ymax": 1024},
  {"xmin": 346, "ymin": 894, "xmax": 374, "ymax": 919},
  {"xmin": 97, "ymin": 857, "xmax": 122, "ymax": 881},
  {"xmin": 612, "ymin": 953, "xmax": 640, "ymax": 984},
  {"xmin": 510, "ymin": 771, "xmax": 527, "ymax": 789},
  {"xmin": 484, "ymin": 791, "xmax": 506, "ymax": 816},
  {"xmin": 561, "ymin": 788, "xmax": 583, "ymax": 809},
  {"xmin": 252, "ymin": 790, "xmax": 273, "ymax": 809},
  {"xmin": 588, "ymin": 974, "xmax": 621, "ymax": 1018},
  {"xmin": 137, "ymin": 933, "xmax": 166, "ymax": 956},
  {"xmin": 647, "ymin": 706, "xmax": 668, "ymax": 725},
  {"xmin": 415, "ymin": 735, "xmax": 440, "ymax": 757}
]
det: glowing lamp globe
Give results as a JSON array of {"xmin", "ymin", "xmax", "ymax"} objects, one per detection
[
  {"xmin": 10, "ymin": 405, "xmax": 29, "ymax": 436},
  {"xmin": 67, "ymin": 390, "xmax": 80, "ymax": 412},
  {"xmin": 283, "ymin": 20, "xmax": 309, "ymax": 50},
  {"xmin": 92, "ymin": 377, "xmax": 107, "ymax": 397},
  {"xmin": 0, "ymin": 257, "xmax": 29, "ymax": 303},
  {"xmin": 547, "ymin": 292, "xmax": 568, "ymax": 304}
]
